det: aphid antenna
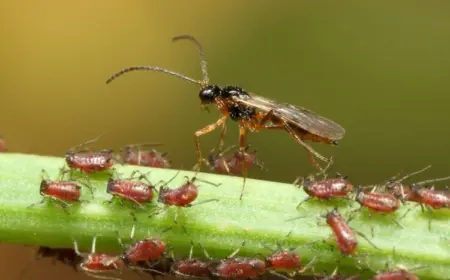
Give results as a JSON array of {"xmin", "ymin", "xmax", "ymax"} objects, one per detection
[
  {"xmin": 284, "ymin": 215, "xmax": 308, "ymax": 222},
  {"xmin": 352, "ymin": 228, "xmax": 380, "ymax": 251},
  {"xmin": 157, "ymin": 170, "xmax": 182, "ymax": 189},
  {"xmin": 393, "ymin": 165, "xmax": 432, "ymax": 183},
  {"xmin": 227, "ymin": 240, "xmax": 246, "ymax": 259},
  {"xmin": 413, "ymin": 175, "xmax": 450, "ymax": 187},
  {"xmin": 185, "ymin": 175, "xmax": 222, "ymax": 188},
  {"xmin": 122, "ymin": 143, "xmax": 164, "ymax": 149},
  {"xmin": 68, "ymin": 133, "xmax": 108, "ymax": 153}
]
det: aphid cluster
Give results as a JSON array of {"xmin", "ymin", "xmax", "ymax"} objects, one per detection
[{"xmin": 10, "ymin": 33, "xmax": 449, "ymax": 280}]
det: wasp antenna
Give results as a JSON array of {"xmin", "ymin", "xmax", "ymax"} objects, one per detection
[
  {"xmin": 105, "ymin": 66, "xmax": 202, "ymax": 85},
  {"xmin": 172, "ymin": 34, "xmax": 209, "ymax": 84}
]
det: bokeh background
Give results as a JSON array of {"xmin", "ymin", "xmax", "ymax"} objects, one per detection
[{"xmin": 1, "ymin": 1, "xmax": 450, "ymax": 279}]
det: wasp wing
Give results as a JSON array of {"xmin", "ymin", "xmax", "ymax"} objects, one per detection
[{"xmin": 232, "ymin": 93, "xmax": 345, "ymax": 141}]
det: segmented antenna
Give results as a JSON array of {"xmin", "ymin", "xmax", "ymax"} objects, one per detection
[
  {"xmin": 172, "ymin": 34, "xmax": 209, "ymax": 84},
  {"xmin": 105, "ymin": 65, "xmax": 201, "ymax": 85}
]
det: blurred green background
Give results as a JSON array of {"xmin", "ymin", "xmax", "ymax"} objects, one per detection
[{"xmin": 1, "ymin": 1, "xmax": 450, "ymax": 279}]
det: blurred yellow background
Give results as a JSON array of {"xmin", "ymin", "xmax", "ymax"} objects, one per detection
[{"xmin": 1, "ymin": 1, "xmax": 450, "ymax": 279}]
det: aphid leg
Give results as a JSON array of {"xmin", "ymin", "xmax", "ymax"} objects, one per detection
[
  {"xmin": 27, "ymin": 198, "xmax": 47, "ymax": 209},
  {"xmin": 353, "ymin": 228, "xmax": 380, "ymax": 250},
  {"xmin": 197, "ymin": 242, "xmax": 213, "ymax": 260},
  {"xmin": 193, "ymin": 115, "xmax": 228, "ymax": 172},
  {"xmin": 156, "ymin": 170, "xmax": 181, "ymax": 189},
  {"xmin": 186, "ymin": 198, "xmax": 219, "ymax": 209},
  {"xmin": 238, "ymin": 124, "xmax": 248, "ymax": 200},
  {"xmin": 40, "ymin": 169, "xmax": 51, "ymax": 181},
  {"xmin": 227, "ymin": 241, "xmax": 246, "ymax": 259},
  {"xmin": 296, "ymin": 197, "xmax": 312, "ymax": 209},
  {"xmin": 298, "ymin": 256, "xmax": 317, "ymax": 274},
  {"xmin": 187, "ymin": 175, "xmax": 221, "ymax": 187}
]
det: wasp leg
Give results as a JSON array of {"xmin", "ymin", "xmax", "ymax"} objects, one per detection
[{"xmin": 193, "ymin": 115, "xmax": 228, "ymax": 173}]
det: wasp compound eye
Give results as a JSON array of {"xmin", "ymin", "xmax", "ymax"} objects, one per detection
[{"xmin": 199, "ymin": 85, "xmax": 221, "ymax": 104}]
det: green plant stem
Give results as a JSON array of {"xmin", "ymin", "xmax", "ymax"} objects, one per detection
[{"xmin": 0, "ymin": 153, "xmax": 448, "ymax": 279}]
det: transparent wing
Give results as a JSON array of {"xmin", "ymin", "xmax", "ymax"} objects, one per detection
[{"xmin": 233, "ymin": 93, "xmax": 345, "ymax": 140}]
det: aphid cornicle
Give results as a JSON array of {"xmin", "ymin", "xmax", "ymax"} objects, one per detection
[{"xmin": 106, "ymin": 34, "xmax": 345, "ymax": 200}]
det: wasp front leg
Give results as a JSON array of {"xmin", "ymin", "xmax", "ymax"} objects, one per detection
[{"xmin": 193, "ymin": 115, "xmax": 228, "ymax": 173}]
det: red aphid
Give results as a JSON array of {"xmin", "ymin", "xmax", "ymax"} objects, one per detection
[
  {"xmin": 325, "ymin": 208, "xmax": 358, "ymax": 255},
  {"xmin": 121, "ymin": 144, "xmax": 171, "ymax": 168},
  {"xmin": 408, "ymin": 184, "xmax": 450, "ymax": 209},
  {"xmin": 208, "ymin": 145, "xmax": 264, "ymax": 175},
  {"xmin": 265, "ymin": 251, "xmax": 301, "ymax": 271},
  {"xmin": 121, "ymin": 238, "xmax": 166, "ymax": 265},
  {"xmin": 372, "ymin": 269, "xmax": 419, "ymax": 280},
  {"xmin": 355, "ymin": 191, "xmax": 401, "ymax": 213},
  {"xmin": 74, "ymin": 236, "xmax": 125, "ymax": 279},
  {"xmin": 107, "ymin": 170, "xmax": 155, "ymax": 208},
  {"xmin": 296, "ymin": 176, "xmax": 353, "ymax": 208},
  {"xmin": 305, "ymin": 178, "xmax": 353, "ymax": 199},
  {"xmin": 40, "ymin": 180, "xmax": 81, "ymax": 202},
  {"xmin": 171, "ymin": 258, "xmax": 213, "ymax": 279},
  {"xmin": 158, "ymin": 178, "xmax": 199, "ymax": 207},
  {"xmin": 212, "ymin": 258, "xmax": 266, "ymax": 279},
  {"xmin": 65, "ymin": 135, "xmax": 114, "ymax": 173},
  {"xmin": 66, "ymin": 149, "xmax": 114, "ymax": 173}
]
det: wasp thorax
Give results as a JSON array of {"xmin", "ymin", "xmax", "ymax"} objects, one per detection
[
  {"xmin": 199, "ymin": 85, "xmax": 221, "ymax": 104},
  {"xmin": 221, "ymin": 86, "xmax": 249, "ymax": 98}
]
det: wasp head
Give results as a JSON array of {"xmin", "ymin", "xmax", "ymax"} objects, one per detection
[{"xmin": 199, "ymin": 85, "xmax": 221, "ymax": 104}]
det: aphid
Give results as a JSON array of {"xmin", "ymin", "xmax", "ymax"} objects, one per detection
[
  {"xmin": 120, "ymin": 143, "xmax": 171, "ymax": 168},
  {"xmin": 371, "ymin": 265, "xmax": 426, "ymax": 280},
  {"xmin": 352, "ymin": 186, "xmax": 403, "ymax": 232},
  {"xmin": 205, "ymin": 144, "xmax": 266, "ymax": 175},
  {"xmin": 170, "ymin": 241, "xmax": 214, "ymax": 279},
  {"xmin": 106, "ymin": 169, "xmax": 156, "ymax": 209},
  {"xmin": 118, "ymin": 228, "xmax": 166, "ymax": 267},
  {"xmin": 406, "ymin": 183, "xmax": 450, "ymax": 210},
  {"xmin": 322, "ymin": 208, "xmax": 378, "ymax": 255},
  {"xmin": 151, "ymin": 172, "xmax": 220, "ymax": 223},
  {"xmin": 106, "ymin": 34, "xmax": 345, "ymax": 200},
  {"xmin": 264, "ymin": 241, "xmax": 316, "ymax": 280},
  {"xmin": 28, "ymin": 168, "xmax": 92, "ymax": 213},
  {"xmin": 73, "ymin": 236, "xmax": 125, "ymax": 280},
  {"xmin": 399, "ymin": 182, "xmax": 450, "ymax": 231},
  {"xmin": 209, "ymin": 242, "xmax": 266, "ymax": 280},
  {"xmin": 65, "ymin": 134, "xmax": 114, "ymax": 174},
  {"xmin": 384, "ymin": 165, "xmax": 432, "ymax": 201},
  {"xmin": 0, "ymin": 135, "xmax": 7, "ymax": 152},
  {"xmin": 295, "ymin": 172, "xmax": 353, "ymax": 208}
]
